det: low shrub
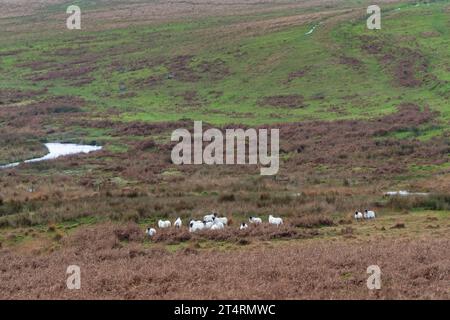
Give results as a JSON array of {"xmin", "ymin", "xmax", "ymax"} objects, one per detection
[{"xmin": 292, "ymin": 215, "xmax": 335, "ymax": 228}]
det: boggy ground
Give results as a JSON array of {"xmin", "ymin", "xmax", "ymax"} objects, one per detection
[{"xmin": 0, "ymin": 104, "xmax": 449, "ymax": 228}]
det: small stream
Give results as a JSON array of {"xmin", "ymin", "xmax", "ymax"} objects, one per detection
[
  {"xmin": 305, "ymin": 23, "xmax": 321, "ymax": 35},
  {"xmin": 384, "ymin": 191, "xmax": 429, "ymax": 197},
  {"xmin": 0, "ymin": 143, "xmax": 102, "ymax": 169}
]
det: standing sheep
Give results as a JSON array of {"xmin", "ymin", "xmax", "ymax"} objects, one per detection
[
  {"xmin": 215, "ymin": 216, "xmax": 228, "ymax": 226},
  {"xmin": 204, "ymin": 212, "xmax": 218, "ymax": 222},
  {"xmin": 249, "ymin": 216, "xmax": 262, "ymax": 224},
  {"xmin": 203, "ymin": 220, "xmax": 214, "ymax": 229},
  {"xmin": 268, "ymin": 215, "xmax": 283, "ymax": 226},
  {"xmin": 189, "ymin": 220, "xmax": 205, "ymax": 232},
  {"xmin": 211, "ymin": 221, "xmax": 225, "ymax": 230},
  {"xmin": 158, "ymin": 220, "xmax": 171, "ymax": 229},
  {"xmin": 174, "ymin": 217, "xmax": 182, "ymax": 228},
  {"xmin": 146, "ymin": 228, "xmax": 156, "ymax": 237},
  {"xmin": 364, "ymin": 210, "xmax": 376, "ymax": 219}
]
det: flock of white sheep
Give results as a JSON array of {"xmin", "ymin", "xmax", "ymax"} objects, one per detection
[
  {"xmin": 354, "ymin": 209, "xmax": 376, "ymax": 220},
  {"xmin": 145, "ymin": 209, "xmax": 377, "ymax": 237},
  {"xmin": 145, "ymin": 212, "xmax": 283, "ymax": 237}
]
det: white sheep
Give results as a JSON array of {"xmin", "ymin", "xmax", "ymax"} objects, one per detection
[
  {"xmin": 215, "ymin": 216, "xmax": 228, "ymax": 226},
  {"xmin": 240, "ymin": 223, "xmax": 248, "ymax": 230},
  {"xmin": 146, "ymin": 228, "xmax": 156, "ymax": 237},
  {"xmin": 203, "ymin": 220, "xmax": 214, "ymax": 229},
  {"xmin": 249, "ymin": 216, "xmax": 262, "ymax": 224},
  {"xmin": 158, "ymin": 219, "xmax": 171, "ymax": 228},
  {"xmin": 364, "ymin": 210, "xmax": 376, "ymax": 219},
  {"xmin": 203, "ymin": 212, "xmax": 217, "ymax": 223},
  {"xmin": 268, "ymin": 215, "xmax": 283, "ymax": 226},
  {"xmin": 174, "ymin": 217, "xmax": 182, "ymax": 228},
  {"xmin": 189, "ymin": 220, "xmax": 204, "ymax": 232},
  {"xmin": 354, "ymin": 211, "xmax": 363, "ymax": 220},
  {"xmin": 211, "ymin": 221, "xmax": 225, "ymax": 230}
]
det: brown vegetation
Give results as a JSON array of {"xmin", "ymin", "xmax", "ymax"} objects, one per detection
[
  {"xmin": 277, "ymin": 104, "xmax": 448, "ymax": 179},
  {"xmin": 260, "ymin": 95, "xmax": 305, "ymax": 108},
  {"xmin": 285, "ymin": 68, "xmax": 310, "ymax": 83},
  {"xmin": 0, "ymin": 222, "xmax": 447, "ymax": 299},
  {"xmin": 0, "ymin": 88, "xmax": 47, "ymax": 105},
  {"xmin": 360, "ymin": 35, "xmax": 429, "ymax": 87},
  {"xmin": 151, "ymin": 223, "xmax": 315, "ymax": 244},
  {"xmin": 291, "ymin": 215, "xmax": 335, "ymax": 228},
  {"xmin": 0, "ymin": 104, "xmax": 448, "ymax": 228}
]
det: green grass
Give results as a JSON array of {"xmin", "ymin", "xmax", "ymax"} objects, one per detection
[
  {"xmin": 0, "ymin": 0, "xmax": 448, "ymax": 156},
  {"xmin": 1, "ymin": 1, "xmax": 448, "ymax": 128}
]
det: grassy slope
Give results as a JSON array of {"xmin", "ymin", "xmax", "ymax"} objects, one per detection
[{"xmin": 0, "ymin": 1, "xmax": 449, "ymax": 128}]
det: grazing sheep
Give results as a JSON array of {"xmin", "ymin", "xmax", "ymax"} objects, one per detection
[
  {"xmin": 174, "ymin": 217, "xmax": 182, "ymax": 228},
  {"xmin": 215, "ymin": 217, "xmax": 228, "ymax": 226},
  {"xmin": 158, "ymin": 220, "xmax": 171, "ymax": 229},
  {"xmin": 146, "ymin": 228, "xmax": 156, "ymax": 237},
  {"xmin": 240, "ymin": 223, "xmax": 248, "ymax": 230},
  {"xmin": 354, "ymin": 211, "xmax": 363, "ymax": 220},
  {"xmin": 189, "ymin": 220, "xmax": 204, "ymax": 232},
  {"xmin": 203, "ymin": 212, "xmax": 217, "ymax": 223},
  {"xmin": 365, "ymin": 210, "xmax": 376, "ymax": 219},
  {"xmin": 249, "ymin": 216, "xmax": 262, "ymax": 224},
  {"xmin": 268, "ymin": 215, "xmax": 283, "ymax": 226},
  {"xmin": 211, "ymin": 221, "xmax": 225, "ymax": 230},
  {"xmin": 203, "ymin": 220, "xmax": 214, "ymax": 229}
]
